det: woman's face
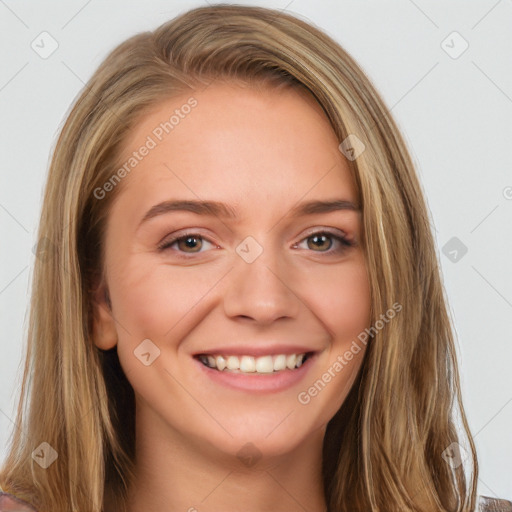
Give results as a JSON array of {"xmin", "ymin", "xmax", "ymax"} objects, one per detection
[{"xmin": 93, "ymin": 81, "xmax": 371, "ymax": 463}]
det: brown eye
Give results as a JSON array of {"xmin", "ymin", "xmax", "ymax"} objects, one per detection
[
  {"xmin": 158, "ymin": 233, "xmax": 215, "ymax": 255},
  {"xmin": 295, "ymin": 230, "xmax": 354, "ymax": 255},
  {"xmin": 176, "ymin": 235, "xmax": 203, "ymax": 253},
  {"xmin": 306, "ymin": 233, "xmax": 333, "ymax": 252}
]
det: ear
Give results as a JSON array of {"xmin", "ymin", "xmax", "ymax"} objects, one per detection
[{"xmin": 90, "ymin": 277, "xmax": 118, "ymax": 350}]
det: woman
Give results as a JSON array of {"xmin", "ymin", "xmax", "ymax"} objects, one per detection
[{"xmin": 0, "ymin": 4, "xmax": 510, "ymax": 511}]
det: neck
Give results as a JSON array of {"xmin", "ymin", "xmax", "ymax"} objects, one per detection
[{"xmin": 126, "ymin": 401, "xmax": 328, "ymax": 512}]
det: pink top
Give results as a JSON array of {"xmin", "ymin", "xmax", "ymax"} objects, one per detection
[
  {"xmin": 1, "ymin": 490, "xmax": 511, "ymax": 511},
  {"xmin": 0, "ymin": 492, "xmax": 37, "ymax": 511}
]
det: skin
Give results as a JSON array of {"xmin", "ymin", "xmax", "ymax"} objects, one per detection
[{"xmin": 92, "ymin": 81, "xmax": 372, "ymax": 512}]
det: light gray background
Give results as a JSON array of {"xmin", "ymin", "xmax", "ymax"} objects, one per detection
[{"xmin": 1, "ymin": 0, "xmax": 511, "ymax": 502}]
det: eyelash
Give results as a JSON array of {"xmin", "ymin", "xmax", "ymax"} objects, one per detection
[{"xmin": 157, "ymin": 229, "xmax": 355, "ymax": 258}]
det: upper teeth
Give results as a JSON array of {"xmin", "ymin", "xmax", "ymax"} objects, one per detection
[{"xmin": 199, "ymin": 353, "xmax": 307, "ymax": 373}]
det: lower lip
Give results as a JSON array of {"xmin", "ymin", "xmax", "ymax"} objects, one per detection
[{"xmin": 194, "ymin": 354, "xmax": 317, "ymax": 393}]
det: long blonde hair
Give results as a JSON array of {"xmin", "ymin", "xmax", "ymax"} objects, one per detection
[{"xmin": 1, "ymin": 4, "xmax": 478, "ymax": 511}]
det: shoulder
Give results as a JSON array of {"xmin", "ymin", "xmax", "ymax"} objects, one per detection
[
  {"xmin": 478, "ymin": 495, "xmax": 512, "ymax": 511},
  {"xmin": 0, "ymin": 492, "xmax": 37, "ymax": 512}
]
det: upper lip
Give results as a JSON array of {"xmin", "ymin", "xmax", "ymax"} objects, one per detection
[{"xmin": 193, "ymin": 344, "xmax": 319, "ymax": 358}]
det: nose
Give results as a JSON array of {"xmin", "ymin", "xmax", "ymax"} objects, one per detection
[{"xmin": 222, "ymin": 240, "xmax": 301, "ymax": 325}]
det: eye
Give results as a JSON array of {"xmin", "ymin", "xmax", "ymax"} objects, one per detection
[
  {"xmin": 294, "ymin": 230, "xmax": 354, "ymax": 255},
  {"xmin": 157, "ymin": 229, "xmax": 355, "ymax": 258},
  {"xmin": 157, "ymin": 232, "xmax": 216, "ymax": 256}
]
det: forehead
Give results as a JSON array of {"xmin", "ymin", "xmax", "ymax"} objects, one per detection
[{"xmin": 109, "ymin": 81, "xmax": 357, "ymax": 226}]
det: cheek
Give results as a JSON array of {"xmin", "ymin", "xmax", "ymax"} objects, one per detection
[
  {"xmin": 109, "ymin": 257, "xmax": 223, "ymax": 341},
  {"xmin": 292, "ymin": 257, "xmax": 370, "ymax": 411},
  {"xmin": 308, "ymin": 259, "xmax": 371, "ymax": 340},
  {"xmin": 111, "ymin": 252, "xmax": 371, "ymax": 343}
]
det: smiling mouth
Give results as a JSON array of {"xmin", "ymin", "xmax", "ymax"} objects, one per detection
[{"xmin": 195, "ymin": 352, "xmax": 314, "ymax": 374}]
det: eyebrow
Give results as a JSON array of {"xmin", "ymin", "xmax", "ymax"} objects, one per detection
[{"xmin": 139, "ymin": 198, "xmax": 360, "ymax": 226}]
